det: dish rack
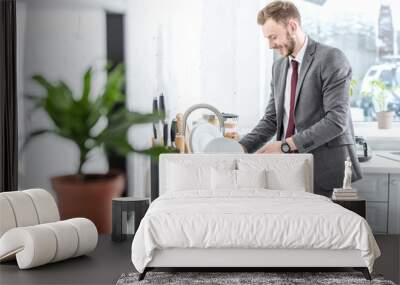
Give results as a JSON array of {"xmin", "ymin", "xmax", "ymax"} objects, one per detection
[{"xmin": 182, "ymin": 104, "xmax": 225, "ymax": 153}]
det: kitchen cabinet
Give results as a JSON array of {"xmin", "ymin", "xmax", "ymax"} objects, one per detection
[
  {"xmin": 353, "ymin": 174, "xmax": 389, "ymax": 234},
  {"xmin": 388, "ymin": 174, "xmax": 400, "ymax": 234},
  {"xmin": 354, "ymin": 154, "xmax": 400, "ymax": 234},
  {"xmin": 353, "ymin": 172, "xmax": 400, "ymax": 234},
  {"xmin": 354, "ymin": 174, "xmax": 389, "ymax": 202},
  {"xmin": 365, "ymin": 202, "xmax": 388, "ymax": 233}
]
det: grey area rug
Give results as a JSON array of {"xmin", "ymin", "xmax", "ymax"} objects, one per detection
[{"xmin": 116, "ymin": 272, "xmax": 396, "ymax": 285}]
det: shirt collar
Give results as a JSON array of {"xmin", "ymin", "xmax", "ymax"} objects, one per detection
[{"xmin": 289, "ymin": 35, "xmax": 308, "ymax": 65}]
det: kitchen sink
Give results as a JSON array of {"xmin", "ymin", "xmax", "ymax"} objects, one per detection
[{"xmin": 376, "ymin": 151, "xmax": 400, "ymax": 162}]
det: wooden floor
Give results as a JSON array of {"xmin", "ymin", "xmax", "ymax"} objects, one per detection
[{"xmin": 0, "ymin": 235, "xmax": 398, "ymax": 285}]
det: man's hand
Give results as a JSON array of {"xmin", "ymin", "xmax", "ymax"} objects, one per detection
[
  {"xmin": 256, "ymin": 141, "xmax": 283, "ymax": 154},
  {"xmin": 286, "ymin": 137, "xmax": 298, "ymax": 151},
  {"xmin": 255, "ymin": 137, "xmax": 298, "ymax": 154}
]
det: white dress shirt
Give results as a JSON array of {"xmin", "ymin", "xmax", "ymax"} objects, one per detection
[{"xmin": 282, "ymin": 36, "xmax": 308, "ymax": 139}]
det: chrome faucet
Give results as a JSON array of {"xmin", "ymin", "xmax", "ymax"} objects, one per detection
[{"xmin": 182, "ymin": 103, "xmax": 225, "ymax": 138}]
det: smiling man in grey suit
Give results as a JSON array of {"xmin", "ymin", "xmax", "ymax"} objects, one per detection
[{"xmin": 239, "ymin": 1, "xmax": 362, "ymax": 197}]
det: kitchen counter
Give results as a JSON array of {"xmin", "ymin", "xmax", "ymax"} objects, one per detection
[
  {"xmin": 353, "ymin": 152, "xmax": 400, "ymax": 235},
  {"xmin": 359, "ymin": 151, "xmax": 400, "ymax": 174}
]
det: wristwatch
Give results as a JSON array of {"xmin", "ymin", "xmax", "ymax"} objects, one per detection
[{"xmin": 280, "ymin": 140, "xmax": 291, "ymax": 153}]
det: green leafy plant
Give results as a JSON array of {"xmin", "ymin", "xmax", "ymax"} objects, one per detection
[
  {"xmin": 25, "ymin": 65, "xmax": 176, "ymax": 175},
  {"xmin": 361, "ymin": 79, "xmax": 390, "ymax": 112}
]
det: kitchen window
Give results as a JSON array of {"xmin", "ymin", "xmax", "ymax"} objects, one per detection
[{"xmin": 287, "ymin": 0, "xmax": 400, "ymax": 129}]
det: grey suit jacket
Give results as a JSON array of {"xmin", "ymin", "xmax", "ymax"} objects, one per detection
[{"xmin": 240, "ymin": 37, "xmax": 362, "ymax": 193}]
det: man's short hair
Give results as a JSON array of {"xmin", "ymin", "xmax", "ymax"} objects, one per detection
[{"xmin": 257, "ymin": 1, "xmax": 301, "ymax": 26}]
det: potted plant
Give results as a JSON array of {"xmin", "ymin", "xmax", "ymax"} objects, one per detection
[
  {"xmin": 25, "ymin": 65, "xmax": 175, "ymax": 233},
  {"xmin": 362, "ymin": 79, "xmax": 394, "ymax": 129}
]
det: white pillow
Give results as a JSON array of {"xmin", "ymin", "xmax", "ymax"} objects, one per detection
[
  {"xmin": 167, "ymin": 162, "xmax": 211, "ymax": 191},
  {"xmin": 211, "ymin": 168, "xmax": 236, "ymax": 190},
  {"xmin": 237, "ymin": 159, "xmax": 308, "ymax": 192},
  {"xmin": 266, "ymin": 162, "xmax": 307, "ymax": 191},
  {"xmin": 211, "ymin": 168, "xmax": 268, "ymax": 190},
  {"xmin": 236, "ymin": 169, "xmax": 267, "ymax": 189}
]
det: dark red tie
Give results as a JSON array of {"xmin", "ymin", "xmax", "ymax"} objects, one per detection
[{"xmin": 285, "ymin": 60, "xmax": 298, "ymax": 139}]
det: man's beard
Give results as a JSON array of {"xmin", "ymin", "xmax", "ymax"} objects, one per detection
[{"xmin": 285, "ymin": 31, "xmax": 296, "ymax": 56}]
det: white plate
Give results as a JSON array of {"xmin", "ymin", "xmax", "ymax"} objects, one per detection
[
  {"xmin": 189, "ymin": 123, "xmax": 222, "ymax": 153},
  {"xmin": 203, "ymin": 137, "xmax": 244, "ymax": 153}
]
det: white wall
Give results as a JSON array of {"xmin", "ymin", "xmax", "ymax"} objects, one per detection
[
  {"xmin": 126, "ymin": 0, "xmax": 273, "ymax": 197},
  {"xmin": 17, "ymin": 1, "xmax": 109, "ymax": 195}
]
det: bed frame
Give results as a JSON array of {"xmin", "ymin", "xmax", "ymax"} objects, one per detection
[
  {"xmin": 140, "ymin": 248, "xmax": 371, "ymax": 280},
  {"xmin": 138, "ymin": 154, "xmax": 372, "ymax": 281}
]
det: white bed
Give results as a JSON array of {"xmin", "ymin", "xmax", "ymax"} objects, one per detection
[{"xmin": 131, "ymin": 154, "xmax": 380, "ymax": 280}]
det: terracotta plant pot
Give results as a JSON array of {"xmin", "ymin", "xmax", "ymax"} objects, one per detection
[
  {"xmin": 377, "ymin": 111, "xmax": 394, "ymax": 129},
  {"xmin": 51, "ymin": 170, "xmax": 125, "ymax": 234}
]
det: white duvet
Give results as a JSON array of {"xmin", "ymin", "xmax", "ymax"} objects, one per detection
[{"xmin": 131, "ymin": 190, "xmax": 380, "ymax": 273}]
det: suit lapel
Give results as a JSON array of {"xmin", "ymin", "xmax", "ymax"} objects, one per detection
[
  {"xmin": 294, "ymin": 38, "xmax": 317, "ymax": 111},
  {"xmin": 276, "ymin": 59, "xmax": 289, "ymax": 139}
]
